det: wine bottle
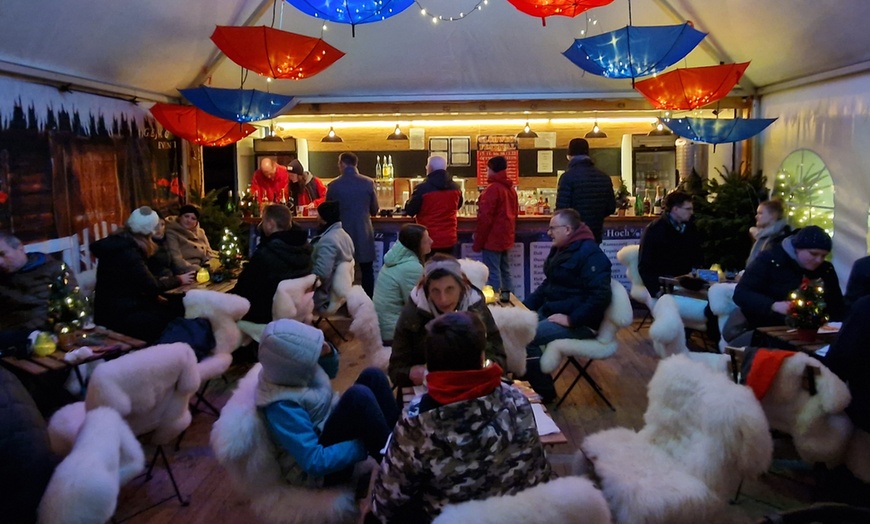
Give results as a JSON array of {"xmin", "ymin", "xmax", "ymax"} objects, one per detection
[
  {"xmin": 375, "ymin": 155, "xmax": 382, "ymax": 180},
  {"xmin": 225, "ymin": 190, "xmax": 235, "ymax": 213},
  {"xmin": 643, "ymin": 190, "xmax": 652, "ymax": 215},
  {"xmin": 387, "ymin": 155, "xmax": 395, "ymax": 180},
  {"xmin": 653, "ymin": 186, "xmax": 663, "ymax": 215}
]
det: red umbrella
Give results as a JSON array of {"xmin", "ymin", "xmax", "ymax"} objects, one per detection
[
  {"xmin": 634, "ymin": 62, "xmax": 750, "ymax": 110},
  {"xmin": 506, "ymin": 0, "xmax": 614, "ymax": 26},
  {"xmin": 211, "ymin": 26, "xmax": 345, "ymax": 80},
  {"xmin": 150, "ymin": 104, "xmax": 256, "ymax": 147}
]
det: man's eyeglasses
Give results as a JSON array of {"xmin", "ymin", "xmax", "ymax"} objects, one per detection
[{"xmin": 547, "ymin": 224, "xmax": 570, "ymax": 232}]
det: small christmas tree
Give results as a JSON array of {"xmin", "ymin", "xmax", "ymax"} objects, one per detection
[
  {"xmin": 786, "ymin": 277, "xmax": 828, "ymax": 330},
  {"xmin": 219, "ymin": 227, "xmax": 243, "ymax": 271},
  {"xmin": 48, "ymin": 263, "xmax": 90, "ymax": 333},
  {"xmin": 239, "ymin": 185, "xmax": 260, "ymax": 217}
]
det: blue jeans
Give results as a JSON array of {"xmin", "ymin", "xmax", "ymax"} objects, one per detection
[
  {"xmin": 319, "ymin": 368, "xmax": 399, "ymax": 484},
  {"xmin": 524, "ymin": 313, "xmax": 595, "ymax": 401},
  {"xmin": 482, "ymin": 249, "xmax": 512, "ymax": 291}
]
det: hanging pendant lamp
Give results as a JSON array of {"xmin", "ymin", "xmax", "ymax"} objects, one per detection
[
  {"xmin": 387, "ymin": 124, "xmax": 408, "ymax": 140},
  {"xmin": 585, "ymin": 121, "xmax": 607, "ymax": 138},
  {"xmin": 321, "ymin": 126, "xmax": 343, "ymax": 142},
  {"xmin": 516, "ymin": 121, "xmax": 538, "ymax": 138}
]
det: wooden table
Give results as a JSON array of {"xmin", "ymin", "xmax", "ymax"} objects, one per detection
[
  {"xmin": 755, "ymin": 325, "xmax": 837, "ymax": 354},
  {"xmin": 164, "ymin": 276, "xmax": 238, "ymax": 295},
  {"xmin": 401, "ymin": 381, "xmax": 568, "ymax": 446},
  {"xmin": 1, "ymin": 327, "xmax": 147, "ymax": 382}
]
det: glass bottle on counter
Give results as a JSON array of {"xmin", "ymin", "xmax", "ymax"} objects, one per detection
[
  {"xmin": 225, "ymin": 190, "xmax": 235, "ymax": 213},
  {"xmin": 386, "ymin": 155, "xmax": 395, "ymax": 179},
  {"xmin": 543, "ymin": 198, "xmax": 551, "ymax": 215},
  {"xmin": 635, "ymin": 187, "xmax": 644, "ymax": 216},
  {"xmin": 382, "ymin": 155, "xmax": 391, "ymax": 180},
  {"xmin": 653, "ymin": 186, "xmax": 663, "ymax": 215},
  {"xmin": 643, "ymin": 190, "xmax": 652, "ymax": 216},
  {"xmin": 375, "ymin": 155, "xmax": 382, "ymax": 180}
]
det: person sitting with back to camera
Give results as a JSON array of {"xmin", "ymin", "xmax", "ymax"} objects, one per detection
[
  {"xmin": 257, "ymin": 318, "xmax": 399, "ymax": 487},
  {"xmin": 147, "ymin": 212, "xmax": 195, "ymax": 291},
  {"xmin": 310, "ymin": 200, "xmax": 355, "ymax": 313},
  {"xmin": 371, "ymin": 312, "xmax": 552, "ymax": 522},
  {"xmin": 389, "ymin": 254, "xmax": 507, "ymax": 388},
  {"xmin": 164, "ymin": 204, "xmax": 217, "ymax": 273},
  {"xmin": 372, "ymin": 223, "xmax": 433, "ymax": 344},
  {"xmin": 734, "ymin": 225, "xmax": 845, "ymax": 332}
]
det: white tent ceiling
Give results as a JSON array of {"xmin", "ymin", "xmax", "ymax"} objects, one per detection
[{"xmin": 1, "ymin": 0, "xmax": 869, "ymax": 109}]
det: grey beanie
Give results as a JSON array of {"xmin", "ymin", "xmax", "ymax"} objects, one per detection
[
  {"xmin": 791, "ymin": 225, "xmax": 832, "ymax": 251},
  {"xmin": 126, "ymin": 206, "xmax": 159, "ymax": 236},
  {"xmin": 258, "ymin": 319, "xmax": 324, "ymax": 387}
]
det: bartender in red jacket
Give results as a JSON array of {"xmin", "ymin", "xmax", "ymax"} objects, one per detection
[{"xmin": 251, "ymin": 157, "xmax": 289, "ymax": 203}]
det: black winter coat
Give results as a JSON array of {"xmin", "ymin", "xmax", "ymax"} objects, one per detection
[
  {"xmin": 555, "ymin": 157, "xmax": 616, "ymax": 243},
  {"xmin": 0, "ymin": 367, "xmax": 59, "ymax": 523},
  {"xmin": 638, "ymin": 215, "xmax": 704, "ymax": 296},
  {"xmin": 844, "ymin": 255, "xmax": 870, "ymax": 311},
  {"xmin": 147, "ymin": 237, "xmax": 181, "ymax": 291},
  {"xmin": 823, "ymin": 295, "xmax": 870, "ymax": 432},
  {"xmin": 230, "ymin": 226, "xmax": 312, "ymax": 323},
  {"xmin": 92, "ymin": 231, "xmax": 181, "ymax": 342},
  {"xmin": 733, "ymin": 239, "xmax": 845, "ymax": 329},
  {"xmin": 523, "ymin": 232, "xmax": 612, "ymax": 329}
]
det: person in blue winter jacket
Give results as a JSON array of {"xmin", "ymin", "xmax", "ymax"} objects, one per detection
[{"xmin": 257, "ymin": 319, "xmax": 398, "ymax": 486}]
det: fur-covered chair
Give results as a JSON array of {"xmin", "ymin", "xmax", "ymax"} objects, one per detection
[
  {"xmin": 648, "ymin": 294, "xmax": 733, "ymax": 375},
  {"xmin": 183, "ymin": 290, "xmax": 250, "ymax": 414},
  {"xmin": 758, "ymin": 352, "xmax": 854, "ymax": 466},
  {"xmin": 538, "ymin": 279, "xmax": 633, "ymax": 409},
  {"xmin": 707, "ymin": 282, "xmax": 739, "ymax": 352},
  {"xmin": 432, "ymin": 476, "xmax": 611, "ymax": 524},
  {"xmin": 38, "ymin": 407, "xmax": 144, "ymax": 524},
  {"xmin": 273, "ymin": 274, "xmax": 318, "ymax": 324},
  {"xmin": 210, "ymin": 364, "xmax": 362, "ymax": 524},
  {"xmin": 576, "ymin": 354, "xmax": 772, "ymax": 524}
]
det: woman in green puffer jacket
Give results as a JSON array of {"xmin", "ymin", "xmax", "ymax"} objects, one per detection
[{"xmin": 373, "ymin": 224, "xmax": 432, "ymax": 344}]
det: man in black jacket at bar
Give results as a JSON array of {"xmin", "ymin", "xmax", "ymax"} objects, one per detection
[
  {"xmin": 230, "ymin": 204, "xmax": 312, "ymax": 323},
  {"xmin": 555, "ymin": 138, "xmax": 616, "ymax": 244}
]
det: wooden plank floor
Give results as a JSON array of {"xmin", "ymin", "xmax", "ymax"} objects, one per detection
[{"xmin": 115, "ymin": 316, "xmax": 824, "ymax": 523}]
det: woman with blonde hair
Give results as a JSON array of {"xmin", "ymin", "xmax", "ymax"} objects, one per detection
[{"xmin": 92, "ymin": 206, "xmax": 184, "ymax": 342}]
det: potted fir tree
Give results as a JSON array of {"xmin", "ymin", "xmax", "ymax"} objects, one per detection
[{"xmin": 786, "ymin": 277, "xmax": 828, "ymax": 342}]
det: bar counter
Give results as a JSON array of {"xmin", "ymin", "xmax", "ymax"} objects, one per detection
[{"xmin": 248, "ymin": 214, "xmax": 655, "ymax": 299}]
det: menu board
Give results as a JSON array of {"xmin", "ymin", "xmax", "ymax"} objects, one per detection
[
  {"xmin": 600, "ymin": 224, "xmax": 645, "ymax": 291},
  {"xmin": 476, "ymin": 135, "xmax": 519, "ymax": 187}
]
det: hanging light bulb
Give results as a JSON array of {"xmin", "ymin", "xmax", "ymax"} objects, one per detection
[
  {"xmin": 387, "ymin": 123, "xmax": 408, "ymax": 140},
  {"xmin": 585, "ymin": 121, "xmax": 607, "ymax": 138},
  {"xmin": 516, "ymin": 121, "xmax": 538, "ymax": 138},
  {"xmin": 321, "ymin": 126, "xmax": 343, "ymax": 142}
]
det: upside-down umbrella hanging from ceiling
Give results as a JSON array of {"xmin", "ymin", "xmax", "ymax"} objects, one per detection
[
  {"xmin": 210, "ymin": 26, "xmax": 345, "ymax": 80},
  {"xmin": 284, "ymin": 0, "xmax": 415, "ymax": 36},
  {"xmin": 179, "ymin": 86, "xmax": 297, "ymax": 123},
  {"xmin": 663, "ymin": 117, "xmax": 777, "ymax": 145},
  {"xmin": 562, "ymin": 23, "xmax": 707, "ymax": 81},
  {"xmin": 506, "ymin": 0, "xmax": 615, "ymax": 26},
  {"xmin": 149, "ymin": 104, "xmax": 256, "ymax": 147},
  {"xmin": 634, "ymin": 62, "xmax": 750, "ymax": 110}
]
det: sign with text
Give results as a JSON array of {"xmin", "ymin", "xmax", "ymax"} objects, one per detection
[
  {"xmin": 476, "ymin": 135, "xmax": 519, "ymax": 187},
  {"xmin": 601, "ymin": 225, "xmax": 645, "ymax": 291},
  {"xmin": 529, "ymin": 240, "xmax": 554, "ymax": 295}
]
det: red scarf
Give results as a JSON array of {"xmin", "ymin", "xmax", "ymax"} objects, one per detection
[
  {"xmin": 426, "ymin": 364, "xmax": 504, "ymax": 405},
  {"xmin": 746, "ymin": 348, "xmax": 796, "ymax": 400}
]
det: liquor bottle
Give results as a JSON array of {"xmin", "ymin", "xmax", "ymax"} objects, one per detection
[
  {"xmin": 280, "ymin": 188, "xmax": 287, "ymax": 206},
  {"xmin": 643, "ymin": 190, "xmax": 652, "ymax": 216},
  {"xmin": 225, "ymin": 190, "xmax": 235, "ymax": 213},
  {"xmin": 543, "ymin": 198, "xmax": 551, "ymax": 215},
  {"xmin": 375, "ymin": 155, "xmax": 382, "ymax": 180},
  {"xmin": 537, "ymin": 196, "xmax": 545, "ymax": 215},
  {"xmin": 653, "ymin": 186, "xmax": 663, "ymax": 215},
  {"xmin": 387, "ymin": 155, "xmax": 395, "ymax": 179},
  {"xmin": 635, "ymin": 187, "xmax": 644, "ymax": 216},
  {"xmin": 382, "ymin": 155, "xmax": 391, "ymax": 179}
]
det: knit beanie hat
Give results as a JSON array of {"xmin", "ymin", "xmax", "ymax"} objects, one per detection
[
  {"xmin": 288, "ymin": 159, "xmax": 305, "ymax": 177},
  {"xmin": 126, "ymin": 206, "xmax": 159, "ymax": 236},
  {"xmin": 487, "ymin": 155, "xmax": 507, "ymax": 173},
  {"xmin": 424, "ymin": 256, "xmax": 464, "ymax": 282},
  {"xmin": 178, "ymin": 204, "xmax": 201, "ymax": 220},
  {"xmin": 791, "ymin": 225, "xmax": 832, "ymax": 251},
  {"xmin": 318, "ymin": 201, "xmax": 341, "ymax": 225},
  {"xmin": 258, "ymin": 319, "xmax": 324, "ymax": 387},
  {"xmin": 568, "ymin": 138, "xmax": 590, "ymax": 156}
]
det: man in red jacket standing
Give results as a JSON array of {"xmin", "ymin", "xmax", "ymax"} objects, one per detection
[
  {"xmin": 473, "ymin": 155, "xmax": 518, "ymax": 300},
  {"xmin": 405, "ymin": 155, "xmax": 463, "ymax": 256},
  {"xmin": 251, "ymin": 157, "xmax": 289, "ymax": 203}
]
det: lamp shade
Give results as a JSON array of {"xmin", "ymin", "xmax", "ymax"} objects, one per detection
[
  {"xmin": 285, "ymin": 0, "xmax": 414, "ymax": 35},
  {"xmin": 634, "ymin": 62, "xmax": 750, "ymax": 110},
  {"xmin": 211, "ymin": 26, "xmax": 345, "ymax": 80},
  {"xmin": 149, "ymin": 103, "xmax": 256, "ymax": 147},
  {"xmin": 179, "ymin": 87, "xmax": 297, "ymax": 123},
  {"xmin": 585, "ymin": 122, "xmax": 607, "ymax": 138},
  {"xmin": 387, "ymin": 124, "xmax": 408, "ymax": 140},
  {"xmin": 517, "ymin": 122, "xmax": 538, "ymax": 138},
  {"xmin": 321, "ymin": 126, "xmax": 343, "ymax": 142},
  {"xmin": 664, "ymin": 117, "xmax": 777, "ymax": 145},
  {"xmin": 506, "ymin": 0, "xmax": 614, "ymax": 26},
  {"xmin": 563, "ymin": 23, "xmax": 707, "ymax": 79}
]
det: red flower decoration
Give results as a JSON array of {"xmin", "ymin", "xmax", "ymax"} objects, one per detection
[{"xmin": 0, "ymin": 190, "xmax": 8, "ymax": 204}]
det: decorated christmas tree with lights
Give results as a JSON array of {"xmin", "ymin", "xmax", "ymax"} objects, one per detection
[
  {"xmin": 48, "ymin": 263, "xmax": 90, "ymax": 333},
  {"xmin": 786, "ymin": 277, "xmax": 828, "ymax": 330},
  {"xmin": 219, "ymin": 227, "xmax": 243, "ymax": 271}
]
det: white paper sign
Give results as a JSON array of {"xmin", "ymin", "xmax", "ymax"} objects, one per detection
[{"xmin": 529, "ymin": 241, "xmax": 553, "ymax": 294}]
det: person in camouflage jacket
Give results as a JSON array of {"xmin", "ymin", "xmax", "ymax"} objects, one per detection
[{"xmin": 371, "ymin": 312, "xmax": 551, "ymax": 522}]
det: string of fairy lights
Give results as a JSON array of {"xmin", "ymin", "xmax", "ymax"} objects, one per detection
[{"xmin": 414, "ymin": 1, "xmax": 489, "ymax": 23}]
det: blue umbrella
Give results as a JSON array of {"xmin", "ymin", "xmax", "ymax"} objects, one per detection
[
  {"xmin": 179, "ymin": 87, "xmax": 297, "ymax": 123},
  {"xmin": 563, "ymin": 23, "xmax": 706, "ymax": 80},
  {"xmin": 285, "ymin": 0, "xmax": 414, "ymax": 36},
  {"xmin": 664, "ymin": 117, "xmax": 778, "ymax": 145}
]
